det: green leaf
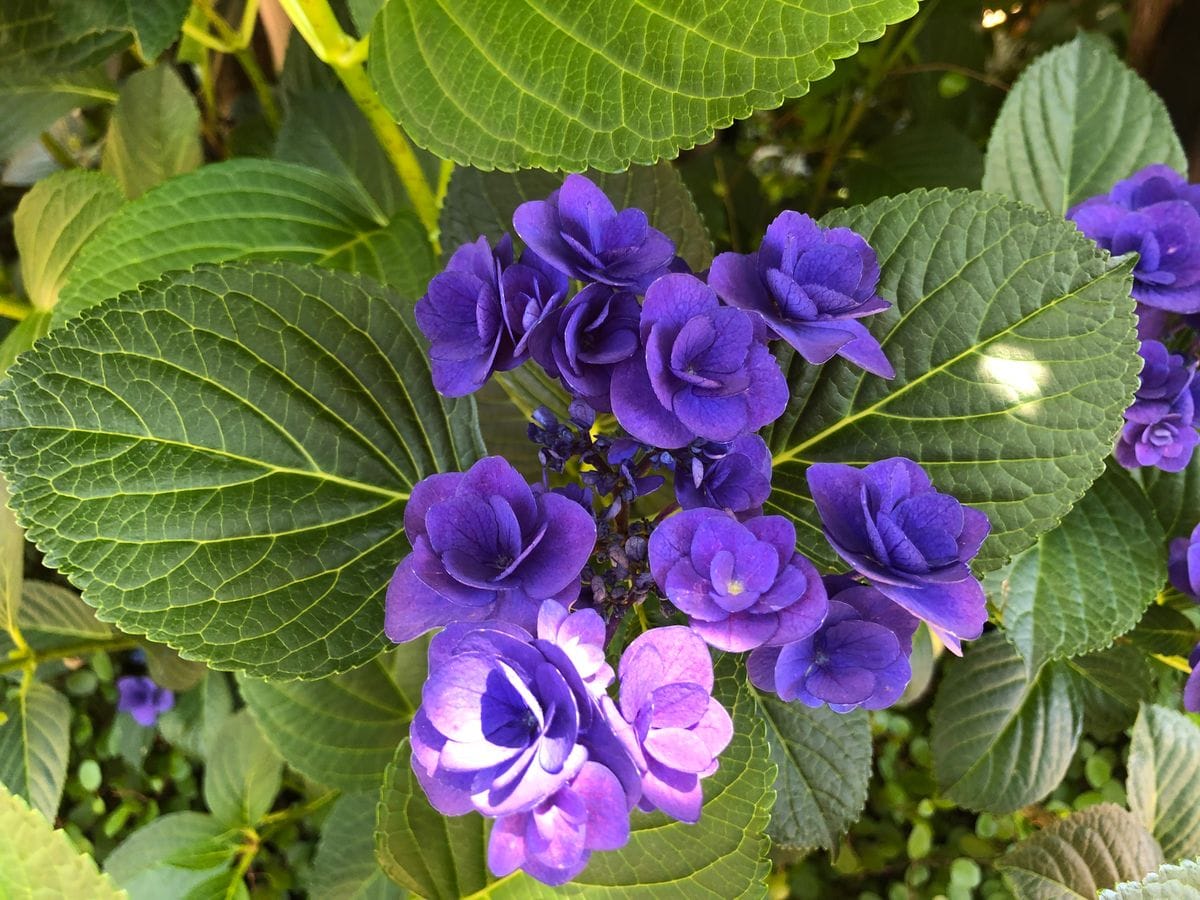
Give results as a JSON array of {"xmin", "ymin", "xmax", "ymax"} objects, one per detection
[
  {"xmin": 19, "ymin": 580, "xmax": 111, "ymax": 642},
  {"xmin": 990, "ymin": 465, "xmax": 1163, "ymax": 669},
  {"xmin": 0, "ymin": 781, "xmax": 124, "ymax": 898},
  {"xmin": 982, "ymin": 33, "xmax": 1187, "ymax": 214},
  {"xmin": 204, "ymin": 710, "xmax": 282, "ymax": 827},
  {"xmin": 1143, "ymin": 459, "xmax": 1200, "ymax": 541},
  {"xmin": 144, "ymin": 642, "xmax": 207, "ymax": 693},
  {"xmin": 0, "ymin": 476, "xmax": 23, "ymax": 641},
  {"xmin": 311, "ymin": 791, "xmax": 404, "ymax": 900},
  {"xmin": 766, "ymin": 189, "xmax": 1139, "ymax": 573},
  {"xmin": 105, "ymin": 812, "xmax": 239, "ymax": 900},
  {"xmin": 157, "ymin": 673, "xmax": 234, "ymax": 762},
  {"xmin": 997, "ymin": 803, "xmax": 1163, "ymax": 899},
  {"xmin": 0, "ymin": 68, "xmax": 116, "ymax": 164},
  {"xmin": 845, "ymin": 122, "xmax": 984, "ymax": 203},
  {"xmin": 0, "ymin": 683, "xmax": 71, "ymax": 821},
  {"xmin": 368, "ymin": 0, "xmax": 919, "ymax": 171},
  {"xmin": 752, "ymin": 691, "xmax": 871, "ymax": 851},
  {"xmin": 0, "ymin": 1, "xmax": 128, "ymax": 74},
  {"xmin": 55, "ymin": 0, "xmax": 192, "ymax": 61},
  {"xmin": 931, "ymin": 633, "xmax": 1082, "ymax": 813},
  {"xmin": 0, "ymin": 262, "xmax": 483, "ymax": 678},
  {"xmin": 321, "ymin": 210, "xmax": 437, "ymax": 300},
  {"xmin": 440, "ymin": 164, "xmax": 713, "ymax": 273},
  {"xmin": 0, "ymin": 312, "xmax": 54, "ymax": 377},
  {"xmin": 375, "ymin": 738, "xmax": 489, "ymax": 899},
  {"xmin": 1127, "ymin": 703, "xmax": 1200, "ymax": 861},
  {"xmin": 470, "ymin": 657, "xmax": 775, "ymax": 898},
  {"xmin": 102, "ymin": 65, "xmax": 203, "ymax": 198},
  {"xmin": 239, "ymin": 657, "xmax": 412, "ymax": 792},
  {"xmin": 1100, "ymin": 858, "xmax": 1200, "ymax": 899},
  {"xmin": 13, "ymin": 169, "xmax": 125, "ymax": 311},
  {"xmin": 52, "ymin": 159, "xmax": 423, "ymax": 326},
  {"xmin": 1067, "ymin": 643, "xmax": 1156, "ymax": 740},
  {"xmin": 1129, "ymin": 605, "xmax": 1200, "ymax": 659}
]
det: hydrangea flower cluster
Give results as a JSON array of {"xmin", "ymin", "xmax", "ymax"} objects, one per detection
[
  {"xmin": 1114, "ymin": 340, "xmax": 1199, "ymax": 473},
  {"xmin": 1169, "ymin": 526, "xmax": 1200, "ymax": 713},
  {"xmin": 390, "ymin": 175, "xmax": 991, "ymax": 885}
]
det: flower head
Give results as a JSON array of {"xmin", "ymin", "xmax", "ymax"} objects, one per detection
[
  {"xmin": 611, "ymin": 274, "xmax": 788, "ymax": 449},
  {"xmin": 116, "ymin": 675, "xmax": 174, "ymax": 727},
  {"xmin": 1115, "ymin": 340, "xmax": 1199, "ymax": 472},
  {"xmin": 674, "ymin": 435, "xmax": 773, "ymax": 519},
  {"xmin": 416, "ymin": 236, "xmax": 568, "ymax": 396},
  {"xmin": 1169, "ymin": 523, "xmax": 1200, "ymax": 598},
  {"xmin": 748, "ymin": 576, "xmax": 918, "ymax": 712},
  {"xmin": 806, "ymin": 457, "xmax": 990, "ymax": 654},
  {"xmin": 385, "ymin": 457, "xmax": 596, "ymax": 643},
  {"xmin": 648, "ymin": 508, "xmax": 829, "ymax": 652},
  {"xmin": 709, "ymin": 211, "xmax": 894, "ymax": 378},
  {"xmin": 1069, "ymin": 164, "xmax": 1200, "ymax": 313},
  {"xmin": 531, "ymin": 284, "xmax": 642, "ymax": 411},
  {"xmin": 1186, "ymin": 644, "xmax": 1200, "ymax": 714},
  {"xmin": 513, "ymin": 174, "xmax": 676, "ymax": 291},
  {"xmin": 606, "ymin": 627, "xmax": 732, "ymax": 823}
]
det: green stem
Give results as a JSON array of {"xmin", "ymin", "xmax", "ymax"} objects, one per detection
[
  {"xmin": 196, "ymin": 0, "xmax": 280, "ymax": 130},
  {"xmin": 0, "ymin": 296, "xmax": 31, "ymax": 321},
  {"xmin": 274, "ymin": 0, "xmax": 440, "ymax": 242},
  {"xmin": 0, "ymin": 635, "xmax": 139, "ymax": 676},
  {"xmin": 258, "ymin": 790, "xmax": 338, "ymax": 832}
]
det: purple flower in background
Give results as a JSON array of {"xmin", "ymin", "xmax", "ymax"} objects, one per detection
[
  {"xmin": 416, "ymin": 236, "xmax": 568, "ymax": 396},
  {"xmin": 531, "ymin": 284, "xmax": 641, "ymax": 411},
  {"xmin": 606, "ymin": 627, "xmax": 732, "ymax": 823},
  {"xmin": 1169, "ymin": 523, "xmax": 1200, "ymax": 598},
  {"xmin": 385, "ymin": 457, "xmax": 596, "ymax": 643},
  {"xmin": 409, "ymin": 603, "xmax": 634, "ymax": 820},
  {"xmin": 1185, "ymin": 644, "xmax": 1200, "ymax": 714},
  {"xmin": 1115, "ymin": 340, "xmax": 1199, "ymax": 472},
  {"xmin": 116, "ymin": 675, "xmax": 174, "ymax": 727},
  {"xmin": 806, "ymin": 457, "xmax": 990, "ymax": 655},
  {"xmin": 611, "ymin": 274, "xmax": 788, "ymax": 449},
  {"xmin": 1069, "ymin": 164, "xmax": 1200, "ymax": 313},
  {"xmin": 513, "ymin": 174, "xmax": 676, "ymax": 291},
  {"xmin": 488, "ymin": 760, "xmax": 630, "ymax": 886},
  {"xmin": 748, "ymin": 576, "xmax": 918, "ymax": 712},
  {"xmin": 708, "ymin": 211, "xmax": 894, "ymax": 378},
  {"xmin": 674, "ymin": 435, "xmax": 773, "ymax": 519},
  {"xmin": 649, "ymin": 508, "xmax": 829, "ymax": 652}
]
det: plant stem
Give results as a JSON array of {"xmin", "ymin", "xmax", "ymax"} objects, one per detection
[
  {"xmin": 0, "ymin": 635, "xmax": 139, "ymax": 676},
  {"xmin": 274, "ymin": 0, "xmax": 440, "ymax": 241},
  {"xmin": 0, "ymin": 296, "xmax": 31, "ymax": 321},
  {"xmin": 195, "ymin": 0, "xmax": 280, "ymax": 130}
]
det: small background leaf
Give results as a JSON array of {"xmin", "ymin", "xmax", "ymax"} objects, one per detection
[
  {"xmin": 203, "ymin": 710, "xmax": 282, "ymax": 828},
  {"xmin": 104, "ymin": 811, "xmax": 239, "ymax": 900},
  {"xmin": 1127, "ymin": 704, "xmax": 1200, "ymax": 861},
  {"xmin": 310, "ymin": 791, "xmax": 404, "ymax": 900},
  {"xmin": 0, "ymin": 682, "xmax": 71, "ymax": 820}
]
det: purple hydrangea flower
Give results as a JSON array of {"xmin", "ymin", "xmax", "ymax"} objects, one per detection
[
  {"xmin": 648, "ymin": 508, "xmax": 829, "ymax": 652},
  {"xmin": 806, "ymin": 457, "xmax": 990, "ymax": 655},
  {"xmin": 674, "ymin": 436, "xmax": 773, "ymax": 519},
  {"xmin": 488, "ymin": 760, "xmax": 630, "ymax": 886},
  {"xmin": 116, "ymin": 675, "xmax": 174, "ymax": 727},
  {"xmin": 610, "ymin": 274, "xmax": 788, "ymax": 449},
  {"xmin": 409, "ymin": 602, "xmax": 637, "ymax": 821},
  {"xmin": 605, "ymin": 626, "xmax": 732, "ymax": 823},
  {"xmin": 531, "ymin": 284, "xmax": 641, "ymax": 411},
  {"xmin": 415, "ymin": 236, "xmax": 568, "ymax": 397},
  {"xmin": 1069, "ymin": 164, "xmax": 1200, "ymax": 313},
  {"xmin": 385, "ymin": 457, "xmax": 596, "ymax": 643},
  {"xmin": 1115, "ymin": 340, "xmax": 1199, "ymax": 472},
  {"xmin": 1186, "ymin": 644, "xmax": 1200, "ymax": 714},
  {"xmin": 708, "ymin": 211, "xmax": 894, "ymax": 378},
  {"xmin": 747, "ymin": 576, "xmax": 918, "ymax": 712},
  {"xmin": 513, "ymin": 174, "xmax": 676, "ymax": 292},
  {"xmin": 1169, "ymin": 523, "xmax": 1200, "ymax": 598}
]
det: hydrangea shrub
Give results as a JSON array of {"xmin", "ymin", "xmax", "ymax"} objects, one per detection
[{"xmin": 0, "ymin": 6, "xmax": 1198, "ymax": 898}]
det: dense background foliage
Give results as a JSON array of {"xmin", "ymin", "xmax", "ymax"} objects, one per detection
[{"xmin": 2, "ymin": 0, "xmax": 1200, "ymax": 897}]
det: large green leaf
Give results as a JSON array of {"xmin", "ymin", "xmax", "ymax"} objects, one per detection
[
  {"xmin": 1067, "ymin": 643, "xmax": 1156, "ymax": 740},
  {"xmin": 1127, "ymin": 704, "xmax": 1200, "ymax": 861},
  {"xmin": 368, "ymin": 0, "xmax": 919, "ymax": 171},
  {"xmin": 53, "ymin": 159, "xmax": 429, "ymax": 326},
  {"xmin": 930, "ymin": 633, "xmax": 1082, "ymax": 813},
  {"xmin": 0, "ymin": 683, "xmax": 71, "ymax": 820},
  {"xmin": 0, "ymin": 782, "xmax": 124, "ymax": 898},
  {"xmin": 766, "ymin": 189, "xmax": 1139, "ymax": 573},
  {"xmin": 997, "ymin": 803, "xmax": 1163, "ymax": 899},
  {"xmin": 440, "ymin": 164, "xmax": 713, "ymax": 272},
  {"xmin": 846, "ymin": 122, "xmax": 983, "ymax": 204},
  {"xmin": 311, "ymin": 791, "xmax": 404, "ymax": 900},
  {"xmin": 753, "ymin": 691, "xmax": 870, "ymax": 851},
  {"xmin": 56, "ymin": 0, "xmax": 191, "ymax": 61},
  {"xmin": 990, "ymin": 465, "xmax": 1163, "ymax": 669},
  {"xmin": 1143, "ymin": 458, "xmax": 1200, "ymax": 542},
  {"xmin": 13, "ymin": 169, "xmax": 125, "ymax": 311},
  {"xmin": 204, "ymin": 710, "xmax": 282, "ymax": 827},
  {"xmin": 101, "ymin": 64, "xmax": 203, "ymax": 198},
  {"xmin": 104, "ymin": 812, "xmax": 239, "ymax": 900},
  {"xmin": 0, "ymin": 476, "xmax": 23, "ymax": 641},
  {"xmin": 0, "ymin": 1, "xmax": 128, "ymax": 74},
  {"xmin": 982, "ymin": 33, "xmax": 1187, "ymax": 215},
  {"xmin": 375, "ymin": 738, "xmax": 489, "ymax": 900},
  {"xmin": 1101, "ymin": 858, "xmax": 1200, "ymax": 899},
  {"xmin": 239, "ymin": 657, "xmax": 413, "ymax": 792},
  {"xmin": 0, "ymin": 262, "xmax": 483, "ymax": 678},
  {"xmin": 0, "ymin": 68, "xmax": 116, "ymax": 163}
]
